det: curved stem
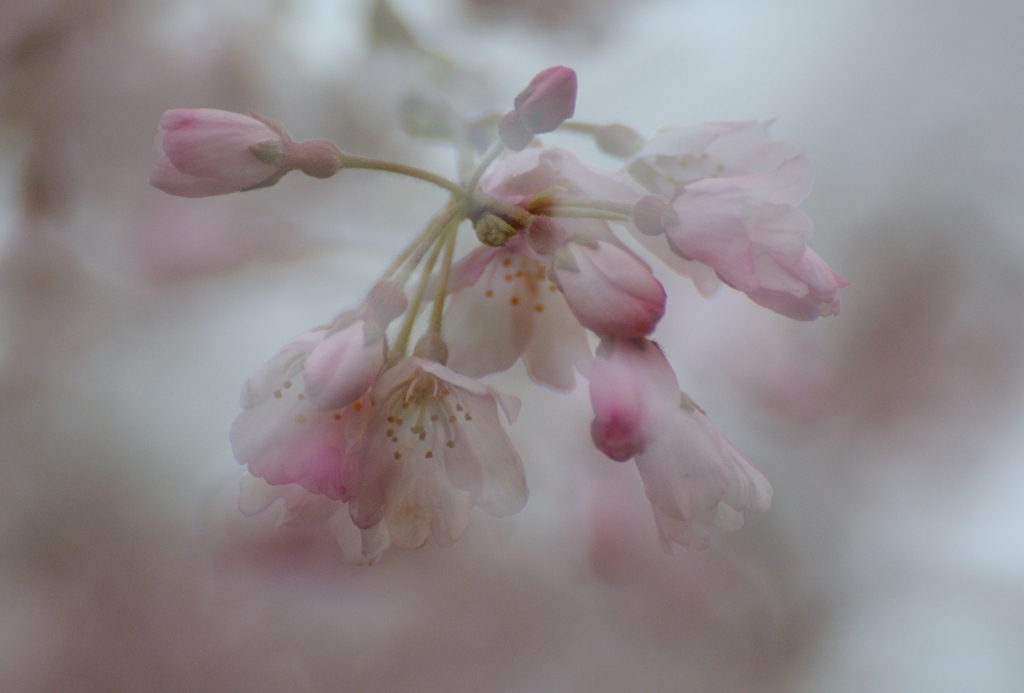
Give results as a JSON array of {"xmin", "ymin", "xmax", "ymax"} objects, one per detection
[
  {"xmin": 464, "ymin": 139, "xmax": 505, "ymax": 195},
  {"xmin": 338, "ymin": 154, "xmax": 466, "ymax": 197},
  {"xmin": 390, "ymin": 202, "xmax": 460, "ymax": 288}
]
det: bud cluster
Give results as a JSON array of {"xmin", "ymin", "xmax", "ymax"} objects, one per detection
[{"xmin": 150, "ymin": 68, "xmax": 846, "ymax": 563}]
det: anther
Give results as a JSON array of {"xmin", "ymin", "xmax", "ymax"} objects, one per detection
[
  {"xmin": 283, "ymin": 381, "xmax": 292, "ymax": 389},
  {"xmin": 446, "ymin": 440, "xmax": 455, "ymax": 448},
  {"xmin": 274, "ymin": 390, "xmax": 282, "ymax": 399},
  {"xmin": 295, "ymin": 414, "xmax": 306, "ymax": 424}
]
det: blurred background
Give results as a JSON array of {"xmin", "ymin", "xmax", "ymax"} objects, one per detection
[{"xmin": 2, "ymin": 0, "xmax": 1024, "ymax": 690}]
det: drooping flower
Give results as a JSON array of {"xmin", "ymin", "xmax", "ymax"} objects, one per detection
[
  {"xmin": 349, "ymin": 357, "xmax": 527, "ymax": 549},
  {"xmin": 150, "ymin": 109, "xmax": 342, "ymax": 198},
  {"xmin": 624, "ymin": 121, "xmax": 848, "ymax": 317},
  {"xmin": 442, "ymin": 238, "xmax": 592, "ymax": 391},
  {"xmin": 230, "ymin": 330, "xmax": 370, "ymax": 500},
  {"xmin": 588, "ymin": 338, "xmax": 772, "ymax": 549}
]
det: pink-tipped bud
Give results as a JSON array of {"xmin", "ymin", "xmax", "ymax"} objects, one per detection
[
  {"xmin": 150, "ymin": 109, "xmax": 344, "ymax": 198},
  {"xmin": 513, "ymin": 66, "xmax": 577, "ymax": 134},
  {"xmin": 150, "ymin": 109, "xmax": 286, "ymax": 198}
]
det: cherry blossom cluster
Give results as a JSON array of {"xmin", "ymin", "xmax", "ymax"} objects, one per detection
[{"xmin": 150, "ymin": 67, "xmax": 847, "ymax": 563}]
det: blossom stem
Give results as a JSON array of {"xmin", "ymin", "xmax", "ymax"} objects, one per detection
[
  {"xmin": 553, "ymin": 198, "xmax": 635, "ymax": 217},
  {"xmin": 463, "ymin": 139, "xmax": 505, "ymax": 195},
  {"xmin": 337, "ymin": 153, "xmax": 466, "ymax": 197},
  {"xmin": 387, "ymin": 201, "xmax": 461, "ymax": 287},
  {"xmin": 389, "ymin": 215, "xmax": 459, "ymax": 362},
  {"xmin": 428, "ymin": 224, "xmax": 458, "ymax": 335},
  {"xmin": 549, "ymin": 207, "xmax": 634, "ymax": 222}
]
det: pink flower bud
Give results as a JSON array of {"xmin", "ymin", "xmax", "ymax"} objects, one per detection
[
  {"xmin": 149, "ymin": 109, "xmax": 285, "ymax": 198},
  {"xmin": 150, "ymin": 109, "xmax": 343, "ymax": 198},
  {"xmin": 554, "ymin": 239, "xmax": 666, "ymax": 338},
  {"xmin": 302, "ymin": 320, "xmax": 386, "ymax": 411},
  {"xmin": 513, "ymin": 66, "xmax": 577, "ymax": 134}
]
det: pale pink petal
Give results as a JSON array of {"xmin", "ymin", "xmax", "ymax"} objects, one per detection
[
  {"xmin": 555, "ymin": 240, "xmax": 666, "ymax": 338},
  {"xmin": 302, "ymin": 320, "xmax": 385, "ymax": 411},
  {"xmin": 521, "ymin": 287, "xmax": 592, "ymax": 390},
  {"xmin": 158, "ymin": 109, "xmax": 279, "ymax": 182},
  {"xmin": 588, "ymin": 338, "xmax": 679, "ymax": 461},
  {"xmin": 328, "ymin": 512, "xmax": 391, "ymax": 565},
  {"xmin": 443, "ymin": 249, "xmax": 535, "ymax": 378}
]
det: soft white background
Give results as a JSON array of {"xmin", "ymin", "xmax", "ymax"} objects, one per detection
[{"xmin": 2, "ymin": 0, "xmax": 1023, "ymax": 690}]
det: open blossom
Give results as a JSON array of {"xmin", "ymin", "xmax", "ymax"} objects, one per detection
[
  {"xmin": 150, "ymin": 109, "xmax": 342, "ymax": 198},
  {"xmin": 625, "ymin": 121, "xmax": 848, "ymax": 318},
  {"xmin": 443, "ymin": 239, "xmax": 592, "ymax": 390},
  {"xmin": 350, "ymin": 357, "xmax": 527, "ymax": 549},
  {"xmin": 230, "ymin": 330, "xmax": 369, "ymax": 500},
  {"xmin": 589, "ymin": 338, "xmax": 772, "ymax": 549}
]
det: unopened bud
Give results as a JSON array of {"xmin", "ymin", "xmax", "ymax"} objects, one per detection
[
  {"xmin": 513, "ymin": 66, "xmax": 577, "ymax": 134},
  {"xmin": 475, "ymin": 214, "xmax": 517, "ymax": 247},
  {"xmin": 595, "ymin": 124, "xmax": 645, "ymax": 158}
]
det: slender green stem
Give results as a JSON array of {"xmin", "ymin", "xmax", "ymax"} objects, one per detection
[
  {"xmin": 557, "ymin": 120, "xmax": 599, "ymax": 136},
  {"xmin": 389, "ymin": 216, "xmax": 458, "ymax": 362},
  {"xmin": 553, "ymin": 198, "xmax": 636, "ymax": 216},
  {"xmin": 429, "ymin": 225, "xmax": 458, "ymax": 335},
  {"xmin": 390, "ymin": 202, "xmax": 460, "ymax": 288},
  {"xmin": 548, "ymin": 207, "xmax": 634, "ymax": 222},
  {"xmin": 464, "ymin": 139, "xmax": 505, "ymax": 195},
  {"xmin": 338, "ymin": 154, "xmax": 466, "ymax": 197}
]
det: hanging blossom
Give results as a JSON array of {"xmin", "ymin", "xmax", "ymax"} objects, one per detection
[
  {"xmin": 152, "ymin": 66, "xmax": 845, "ymax": 563},
  {"xmin": 627, "ymin": 120, "xmax": 850, "ymax": 320}
]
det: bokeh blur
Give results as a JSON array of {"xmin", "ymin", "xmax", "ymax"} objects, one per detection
[{"xmin": 2, "ymin": 0, "xmax": 1024, "ymax": 691}]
